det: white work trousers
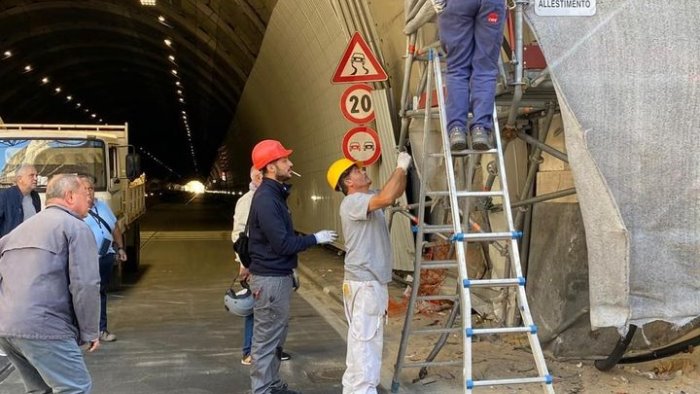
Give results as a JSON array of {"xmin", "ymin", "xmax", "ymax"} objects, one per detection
[{"xmin": 342, "ymin": 280, "xmax": 388, "ymax": 394}]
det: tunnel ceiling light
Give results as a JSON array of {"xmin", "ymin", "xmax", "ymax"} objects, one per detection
[
  {"xmin": 175, "ymin": 81, "xmax": 181, "ymax": 86},
  {"xmin": 179, "ymin": 98, "xmax": 185, "ymax": 103},
  {"xmin": 41, "ymin": 76, "xmax": 49, "ymax": 84},
  {"xmin": 84, "ymin": 109, "xmax": 89, "ymax": 113},
  {"xmin": 140, "ymin": 0, "xmax": 157, "ymax": 6},
  {"xmin": 171, "ymin": 69, "xmax": 178, "ymax": 75},
  {"xmin": 76, "ymin": 103, "xmax": 81, "ymax": 108},
  {"xmin": 99, "ymin": 118, "xmax": 103, "ymax": 122},
  {"xmin": 23, "ymin": 65, "xmax": 33, "ymax": 72},
  {"xmin": 164, "ymin": 39, "xmax": 172, "ymax": 47},
  {"xmin": 3, "ymin": 50, "xmax": 11, "ymax": 59},
  {"xmin": 158, "ymin": 16, "xmax": 165, "ymax": 23},
  {"xmin": 54, "ymin": 87, "xmax": 62, "ymax": 93},
  {"xmin": 91, "ymin": 114, "xmax": 97, "ymax": 118},
  {"xmin": 181, "ymin": 110, "xmax": 186, "ymax": 114},
  {"xmin": 168, "ymin": 55, "xmax": 175, "ymax": 62},
  {"xmin": 66, "ymin": 95, "xmax": 72, "ymax": 101}
]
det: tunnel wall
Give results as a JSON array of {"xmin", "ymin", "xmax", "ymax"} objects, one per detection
[
  {"xmin": 223, "ymin": 0, "xmax": 415, "ymax": 270},
  {"xmin": 526, "ymin": 1, "xmax": 700, "ymax": 331}
]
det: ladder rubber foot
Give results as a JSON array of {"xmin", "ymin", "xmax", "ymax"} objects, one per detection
[
  {"xmin": 545, "ymin": 374, "xmax": 553, "ymax": 384},
  {"xmin": 466, "ymin": 379, "xmax": 474, "ymax": 389},
  {"xmin": 391, "ymin": 381, "xmax": 400, "ymax": 393}
]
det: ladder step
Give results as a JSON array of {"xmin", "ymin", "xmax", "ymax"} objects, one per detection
[
  {"xmin": 413, "ymin": 326, "xmax": 462, "ymax": 335},
  {"xmin": 416, "ymin": 295, "xmax": 459, "ymax": 302},
  {"xmin": 428, "ymin": 148, "xmax": 499, "ymax": 157},
  {"xmin": 452, "ymin": 231, "xmax": 522, "ymax": 241},
  {"xmin": 466, "ymin": 325, "xmax": 538, "ymax": 337},
  {"xmin": 419, "ymin": 259, "xmax": 458, "ymax": 269},
  {"xmin": 463, "ymin": 277, "xmax": 525, "ymax": 288},
  {"xmin": 451, "ymin": 148, "xmax": 499, "ymax": 156},
  {"xmin": 401, "ymin": 360, "xmax": 463, "ymax": 368},
  {"xmin": 416, "ymin": 224, "xmax": 457, "ymax": 234},
  {"xmin": 468, "ymin": 375, "xmax": 553, "ymax": 389},
  {"xmin": 404, "ymin": 109, "xmax": 440, "ymax": 119},
  {"xmin": 427, "ymin": 190, "xmax": 504, "ymax": 198}
]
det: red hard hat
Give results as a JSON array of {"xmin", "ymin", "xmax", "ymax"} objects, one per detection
[{"xmin": 251, "ymin": 140, "xmax": 293, "ymax": 170}]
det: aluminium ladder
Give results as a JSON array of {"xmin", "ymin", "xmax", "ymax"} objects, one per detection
[{"xmin": 391, "ymin": 48, "xmax": 554, "ymax": 393}]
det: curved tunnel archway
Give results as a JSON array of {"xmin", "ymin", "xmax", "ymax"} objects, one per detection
[{"xmin": 0, "ymin": 0, "xmax": 274, "ymax": 179}]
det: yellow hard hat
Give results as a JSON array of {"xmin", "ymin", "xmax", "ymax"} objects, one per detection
[{"xmin": 326, "ymin": 158, "xmax": 357, "ymax": 191}]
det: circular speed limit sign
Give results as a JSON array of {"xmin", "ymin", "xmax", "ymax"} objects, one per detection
[{"xmin": 340, "ymin": 84, "xmax": 375, "ymax": 124}]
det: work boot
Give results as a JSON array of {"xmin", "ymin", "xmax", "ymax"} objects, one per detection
[
  {"xmin": 470, "ymin": 126, "xmax": 493, "ymax": 151},
  {"xmin": 448, "ymin": 127, "xmax": 467, "ymax": 152},
  {"xmin": 270, "ymin": 383, "xmax": 301, "ymax": 394}
]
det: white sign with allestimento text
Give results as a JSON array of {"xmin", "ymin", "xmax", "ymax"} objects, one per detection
[{"xmin": 535, "ymin": 0, "xmax": 596, "ymax": 16}]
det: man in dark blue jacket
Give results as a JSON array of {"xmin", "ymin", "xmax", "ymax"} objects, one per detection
[
  {"xmin": 0, "ymin": 164, "xmax": 41, "ymax": 238},
  {"xmin": 246, "ymin": 139, "xmax": 337, "ymax": 394}
]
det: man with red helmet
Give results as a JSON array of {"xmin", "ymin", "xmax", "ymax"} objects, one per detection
[{"xmin": 246, "ymin": 140, "xmax": 337, "ymax": 394}]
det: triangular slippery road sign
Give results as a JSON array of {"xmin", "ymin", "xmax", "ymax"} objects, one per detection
[{"xmin": 332, "ymin": 32, "xmax": 388, "ymax": 84}]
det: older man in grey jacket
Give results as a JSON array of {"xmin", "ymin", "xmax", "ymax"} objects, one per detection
[{"xmin": 0, "ymin": 173, "xmax": 100, "ymax": 394}]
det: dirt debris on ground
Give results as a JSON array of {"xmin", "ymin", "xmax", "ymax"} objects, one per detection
[{"xmin": 298, "ymin": 247, "xmax": 700, "ymax": 393}]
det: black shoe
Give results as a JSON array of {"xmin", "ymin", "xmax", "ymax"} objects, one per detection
[
  {"xmin": 280, "ymin": 351, "xmax": 291, "ymax": 361},
  {"xmin": 271, "ymin": 383, "xmax": 301, "ymax": 394},
  {"xmin": 448, "ymin": 127, "xmax": 467, "ymax": 151},
  {"xmin": 470, "ymin": 126, "xmax": 493, "ymax": 151}
]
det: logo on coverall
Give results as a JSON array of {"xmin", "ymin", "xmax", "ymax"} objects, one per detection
[{"xmin": 487, "ymin": 12, "xmax": 500, "ymax": 24}]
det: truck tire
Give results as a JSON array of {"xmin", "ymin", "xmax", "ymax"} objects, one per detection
[{"xmin": 124, "ymin": 222, "xmax": 141, "ymax": 273}]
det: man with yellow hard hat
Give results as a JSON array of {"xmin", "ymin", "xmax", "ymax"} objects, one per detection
[{"xmin": 326, "ymin": 151, "xmax": 411, "ymax": 394}]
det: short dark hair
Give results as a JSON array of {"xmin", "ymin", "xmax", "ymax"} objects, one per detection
[{"xmin": 337, "ymin": 166, "xmax": 355, "ymax": 195}]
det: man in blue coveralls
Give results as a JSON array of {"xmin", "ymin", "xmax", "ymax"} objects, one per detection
[{"xmin": 438, "ymin": 0, "xmax": 506, "ymax": 151}]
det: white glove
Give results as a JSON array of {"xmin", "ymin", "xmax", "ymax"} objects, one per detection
[
  {"xmin": 396, "ymin": 151, "xmax": 412, "ymax": 172},
  {"xmin": 314, "ymin": 230, "xmax": 338, "ymax": 244}
]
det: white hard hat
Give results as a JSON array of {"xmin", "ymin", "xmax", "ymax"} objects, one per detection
[{"xmin": 224, "ymin": 282, "xmax": 254, "ymax": 317}]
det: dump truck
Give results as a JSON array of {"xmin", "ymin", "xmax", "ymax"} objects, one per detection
[{"xmin": 0, "ymin": 123, "xmax": 145, "ymax": 278}]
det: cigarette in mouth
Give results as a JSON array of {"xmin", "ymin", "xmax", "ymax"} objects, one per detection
[{"xmin": 291, "ymin": 170, "xmax": 302, "ymax": 177}]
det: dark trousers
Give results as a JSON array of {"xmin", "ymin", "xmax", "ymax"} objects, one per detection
[
  {"xmin": 99, "ymin": 253, "xmax": 115, "ymax": 332},
  {"xmin": 439, "ymin": 0, "xmax": 506, "ymax": 132}
]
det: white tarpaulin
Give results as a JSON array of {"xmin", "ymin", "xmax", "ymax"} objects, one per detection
[{"xmin": 526, "ymin": 0, "xmax": 700, "ymax": 330}]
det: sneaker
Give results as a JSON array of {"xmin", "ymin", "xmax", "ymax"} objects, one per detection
[
  {"xmin": 448, "ymin": 127, "xmax": 467, "ymax": 151},
  {"xmin": 270, "ymin": 383, "xmax": 301, "ymax": 394},
  {"xmin": 99, "ymin": 330, "xmax": 117, "ymax": 342},
  {"xmin": 470, "ymin": 126, "xmax": 493, "ymax": 151},
  {"xmin": 241, "ymin": 354, "xmax": 252, "ymax": 366},
  {"xmin": 280, "ymin": 351, "xmax": 291, "ymax": 361}
]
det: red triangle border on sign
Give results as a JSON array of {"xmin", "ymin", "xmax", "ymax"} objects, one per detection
[{"xmin": 332, "ymin": 32, "xmax": 388, "ymax": 84}]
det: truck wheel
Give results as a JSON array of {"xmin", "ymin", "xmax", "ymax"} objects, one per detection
[{"xmin": 124, "ymin": 222, "xmax": 141, "ymax": 273}]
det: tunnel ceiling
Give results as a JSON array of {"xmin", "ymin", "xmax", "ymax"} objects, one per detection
[{"xmin": 0, "ymin": 0, "xmax": 278, "ymax": 180}]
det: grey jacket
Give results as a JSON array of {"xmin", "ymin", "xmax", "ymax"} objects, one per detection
[{"xmin": 0, "ymin": 205, "xmax": 100, "ymax": 343}]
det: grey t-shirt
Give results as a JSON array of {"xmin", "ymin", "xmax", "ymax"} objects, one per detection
[
  {"xmin": 22, "ymin": 194, "xmax": 37, "ymax": 221},
  {"xmin": 339, "ymin": 191, "xmax": 392, "ymax": 284}
]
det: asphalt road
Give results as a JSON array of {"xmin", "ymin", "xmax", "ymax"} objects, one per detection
[{"xmin": 0, "ymin": 193, "xmax": 348, "ymax": 394}]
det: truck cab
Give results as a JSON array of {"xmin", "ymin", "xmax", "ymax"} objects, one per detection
[{"xmin": 0, "ymin": 123, "xmax": 145, "ymax": 274}]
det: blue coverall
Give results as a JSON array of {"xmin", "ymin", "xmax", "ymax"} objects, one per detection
[{"xmin": 439, "ymin": 0, "xmax": 506, "ymax": 134}]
